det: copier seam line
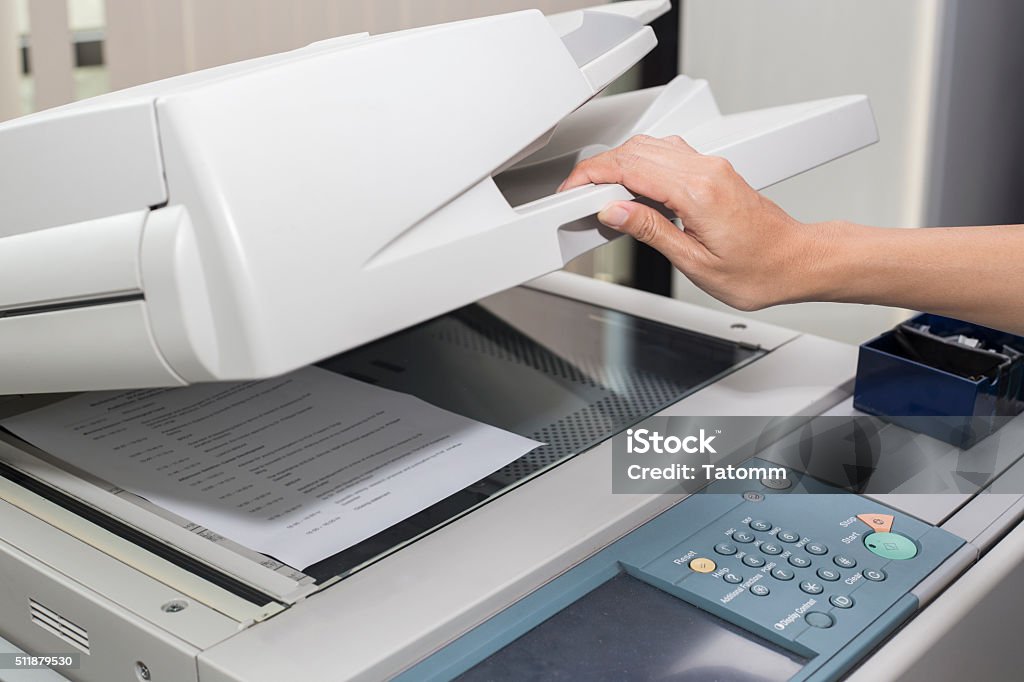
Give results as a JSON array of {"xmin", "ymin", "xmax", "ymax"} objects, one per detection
[{"xmin": 0, "ymin": 294, "xmax": 146, "ymax": 320}]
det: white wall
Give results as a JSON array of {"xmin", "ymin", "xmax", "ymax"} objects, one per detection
[
  {"xmin": 105, "ymin": 0, "xmax": 600, "ymax": 89},
  {"xmin": 0, "ymin": 0, "xmax": 19, "ymax": 121},
  {"xmin": 675, "ymin": 0, "xmax": 947, "ymax": 344}
]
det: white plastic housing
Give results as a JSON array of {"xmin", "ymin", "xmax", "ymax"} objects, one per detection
[{"xmin": 0, "ymin": 1, "xmax": 878, "ymax": 394}]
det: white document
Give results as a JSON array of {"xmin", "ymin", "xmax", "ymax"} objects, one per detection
[{"xmin": 2, "ymin": 367, "xmax": 541, "ymax": 568}]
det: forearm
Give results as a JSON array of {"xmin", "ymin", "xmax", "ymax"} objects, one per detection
[
  {"xmin": 800, "ymin": 221, "xmax": 1024, "ymax": 334},
  {"xmin": 559, "ymin": 136, "xmax": 1024, "ymax": 332}
]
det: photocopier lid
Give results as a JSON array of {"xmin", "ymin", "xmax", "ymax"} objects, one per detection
[{"xmin": 0, "ymin": 1, "xmax": 877, "ymax": 394}]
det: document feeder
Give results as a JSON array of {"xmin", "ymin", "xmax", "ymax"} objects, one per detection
[{"xmin": 0, "ymin": 0, "xmax": 876, "ymax": 394}]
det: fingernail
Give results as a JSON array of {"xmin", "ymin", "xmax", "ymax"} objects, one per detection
[
  {"xmin": 556, "ymin": 181, "xmax": 567, "ymax": 193},
  {"xmin": 598, "ymin": 204, "xmax": 630, "ymax": 228}
]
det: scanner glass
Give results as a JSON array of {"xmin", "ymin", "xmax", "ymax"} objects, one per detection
[{"xmin": 308, "ymin": 287, "xmax": 761, "ymax": 580}]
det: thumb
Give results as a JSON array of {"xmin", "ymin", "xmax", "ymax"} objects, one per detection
[{"xmin": 597, "ymin": 201, "xmax": 686, "ymax": 259}]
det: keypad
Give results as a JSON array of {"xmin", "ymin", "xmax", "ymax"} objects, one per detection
[
  {"xmin": 816, "ymin": 567, "xmax": 841, "ymax": 582},
  {"xmin": 833, "ymin": 555, "xmax": 857, "ymax": 569},
  {"xmin": 804, "ymin": 542, "xmax": 828, "ymax": 555},
  {"xmin": 732, "ymin": 530, "xmax": 756, "ymax": 543},
  {"xmin": 777, "ymin": 530, "xmax": 800, "ymax": 543},
  {"xmin": 749, "ymin": 584, "xmax": 770, "ymax": 597},
  {"xmin": 788, "ymin": 555, "xmax": 811, "ymax": 568},
  {"xmin": 685, "ymin": 513, "xmax": 919, "ymax": 634},
  {"xmin": 862, "ymin": 568, "xmax": 887, "ymax": 582},
  {"xmin": 800, "ymin": 580, "xmax": 824, "ymax": 595}
]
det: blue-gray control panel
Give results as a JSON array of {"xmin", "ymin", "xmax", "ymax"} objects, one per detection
[
  {"xmin": 403, "ymin": 461, "xmax": 965, "ymax": 681},
  {"xmin": 628, "ymin": 485, "xmax": 960, "ymax": 663}
]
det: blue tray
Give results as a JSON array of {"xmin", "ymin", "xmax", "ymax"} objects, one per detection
[{"xmin": 854, "ymin": 314, "xmax": 1024, "ymax": 448}]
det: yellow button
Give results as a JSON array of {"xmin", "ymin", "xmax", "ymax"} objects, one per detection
[{"xmin": 689, "ymin": 557, "xmax": 717, "ymax": 573}]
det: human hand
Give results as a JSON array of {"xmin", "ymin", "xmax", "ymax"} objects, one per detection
[{"xmin": 559, "ymin": 135, "xmax": 834, "ymax": 311}]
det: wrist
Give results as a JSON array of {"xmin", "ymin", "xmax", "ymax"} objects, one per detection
[
  {"xmin": 775, "ymin": 219, "xmax": 854, "ymax": 305},
  {"xmin": 795, "ymin": 220, "xmax": 894, "ymax": 305}
]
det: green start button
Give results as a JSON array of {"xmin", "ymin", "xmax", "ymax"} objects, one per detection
[{"xmin": 864, "ymin": 532, "xmax": 918, "ymax": 560}]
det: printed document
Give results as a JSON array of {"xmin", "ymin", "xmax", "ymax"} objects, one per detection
[{"xmin": 1, "ymin": 367, "xmax": 541, "ymax": 568}]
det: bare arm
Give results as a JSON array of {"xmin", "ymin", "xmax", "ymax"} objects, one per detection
[{"xmin": 560, "ymin": 135, "xmax": 1024, "ymax": 335}]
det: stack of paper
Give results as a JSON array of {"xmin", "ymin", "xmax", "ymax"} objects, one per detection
[{"xmin": 2, "ymin": 367, "xmax": 540, "ymax": 569}]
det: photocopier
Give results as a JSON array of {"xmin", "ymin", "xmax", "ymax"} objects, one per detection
[{"xmin": 1, "ymin": 2, "xmax": 1023, "ymax": 680}]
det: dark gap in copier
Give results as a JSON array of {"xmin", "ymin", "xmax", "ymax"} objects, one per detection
[{"xmin": 0, "ymin": 293, "xmax": 145, "ymax": 319}]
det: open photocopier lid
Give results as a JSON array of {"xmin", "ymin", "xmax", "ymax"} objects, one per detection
[{"xmin": 0, "ymin": 1, "xmax": 877, "ymax": 394}]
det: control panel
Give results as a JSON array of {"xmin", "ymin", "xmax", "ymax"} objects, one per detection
[
  {"xmin": 403, "ymin": 460, "xmax": 966, "ymax": 682},
  {"xmin": 627, "ymin": 480, "xmax": 961, "ymax": 661}
]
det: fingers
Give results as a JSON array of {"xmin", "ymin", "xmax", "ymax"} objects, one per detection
[
  {"xmin": 558, "ymin": 135, "xmax": 707, "ymax": 209},
  {"xmin": 556, "ymin": 136, "xmax": 659, "ymax": 189},
  {"xmin": 597, "ymin": 200, "xmax": 700, "ymax": 268}
]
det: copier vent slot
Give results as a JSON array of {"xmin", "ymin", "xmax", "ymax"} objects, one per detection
[{"xmin": 29, "ymin": 598, "xmax": 90, "ymax": 654}]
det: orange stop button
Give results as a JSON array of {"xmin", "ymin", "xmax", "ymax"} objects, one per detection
[{"xmin": 857, "ymin": 513, "xmax": 894, "ymax": 534}]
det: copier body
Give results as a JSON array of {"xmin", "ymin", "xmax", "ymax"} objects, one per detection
[
  {"xmin": 1, "ymin": 3, "xmax": 1022, "ymax": 682},
  {"xmin": 2, "ymin": 274, "xmax": 1024, "ymax": 682}
]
